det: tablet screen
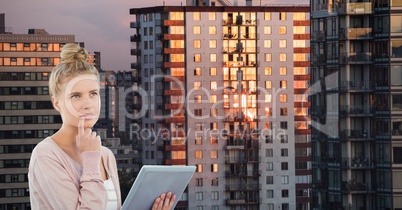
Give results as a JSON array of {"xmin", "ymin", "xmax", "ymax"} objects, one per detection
[{"xmin": 121, "ymin": 165, "xmax": 196, "ymax": 210}]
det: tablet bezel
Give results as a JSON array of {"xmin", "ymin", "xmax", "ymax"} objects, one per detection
[{"xmin": 121, "ymin": 165, "xmax": 196, "ymax": 210}]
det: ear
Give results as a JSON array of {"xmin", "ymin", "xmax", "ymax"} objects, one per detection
[{"xmin": 51, "ymin": 96, "xmax": 61, "ymax": 112}]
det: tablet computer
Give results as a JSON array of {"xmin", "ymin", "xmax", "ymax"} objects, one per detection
[{"xmin": 121, "ymin": 165, "xmax": 196, "ymax": 210}]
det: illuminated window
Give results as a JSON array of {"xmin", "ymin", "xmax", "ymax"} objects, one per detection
[
  {"xmin": 210, "ymin": 95, "xmax": 217, "ymax": 103},
  {"xmin": 265, "ymin": 81, "xmax": 272, "ymax": 89},
  {"xmin": 295, "ymin": 121, "xmax": 308, "ymax": 129},
  {"xmin": 280, "ymin": 94, "xmax": 287, "ymax": 102},
  {"xmin": 264, "ymin": 40, "xmax": 271, "ymax": 48},
  {"xmin": 264, "ymin": 12, "xmax": 271, "ymax": 20},
  {"xmin": 279, "ymin": 39, "xmax": 287, "ymax": 48},
  {"xmin": 196, "ymin": 123, "xmax": 203, "ymax": 130},
  {"xmin": 210, "ymin": 81, "xmax": 217, "ymax": 90},
  {"xmin": 265, "ymin": 94, "xmax": 272, "ymax": 102},
  {"xmin": 279, "ymin": 26, "xmax": 287, "ymax": 34},
  {"xmin": 210, "ymin": 109, "xmax": 218, "ymax": 117},
  {"xmin": 194, "ymin": 81, "xmax": 202, "ymax": 90},
  {"xmin": 209, "ymin": 26, "xmax": 217, "ymax": 34},
  {"xmin": 194, "ymin": 40, "xmax": 201, "ymax": 49},
  {"xmin": 280, "ymin": 80, "xmax": 287, "ymax": 89},
  {"xmin": 294, "ymin": 67, "xmax": 307, "ymax": 75},
  {"xmin": 194, "ymin": 67, "xmax": 202, "ymax": 76},
  {"xmin": 280, "ymin": 67, "xmax": 287, "ymax": 75},
  {"xmin": 264, "ymin": 26, "xmax": 271, "ymax": 34},
  {"xmin": 209, "ymin": 40, "xmax": 217, "ymax": 48},
  {"xmin": 293, "ymin": 12, "xmax": 306, "ymax": 20},
  {"xmin": 193, "ymin": 12, "xmax": 201, "ymax": 20},
  {"xmin": 280, "ymin": 108, "xmax": 288, "ymax": 116},
  {"xmin": 172, "ymin": 151, "xmax": 186, "ymax": 159},
  {"xmin": 279, "ymin": 12, "xmax": 287, "ymax": 20},
  {"xmin": 211, "ymin": 178, "xmax": 218, "ymax": 186},
  {"xmin": 265, "ymin": 67, "xmax": 272, "ymax": 75},
  {"xmin": 294, "ymin": 40, "xmax": 306, "ymax": 48},
  {"xmin": 265, "ymin": 108, "xmax": 272, "ymax": 116},
  {"xmin": 195, "ymin": 95, "xmax": 202, "ymax": 103},
  {"xmin": 210, "ymin": 54, "xmax": 217, "ymax": 62},
  {"xmin": 295, "ymin": 107, "xmax": 308, "ymax": 116},
  {"xmin": 209, "ymin": 12, "xmax": 216, "ymax": 20},
  {"xmin": 211, "ymin": 164, "xmax": 218, "ymax": 172},
  {"xmin": 294, "ymin": 53, "xmax": 307, "ymax": 61},
  {"xmin": 194, "ymin": 26, "xmax": 201, "ymax": 34},
  {"xmin": 195, "ymin": 136, "xmax": 203, "ymax": 145},
  {"xmin": 265, "ymin": 122, "xmax": 272, "ymax": 130},
  {"xmin": 294, "ymin": 81, "xmax": 308, "ymax": 88},
  {"xmin": 210, "ymin": 122, "xmax": 217, "ymax": 130},
  {"xmin": 293, "ymin": 26, "xmax": 306, "ymax": 34},
  {"xmin": 195, "ymin": 150, "xmax": 203, "ymax": 159},
  {"xmin": 210, "ymin": 150, "xmax": 218, "ymax": 159},
  {"xmin": 265, "ymin": 53, "xmax": 272, "ymax": 62},
  {"xmin": 210, "ymin": 67, "xmax": 217, "ymax": 76},
  {"xmin": 210, "ymin": 136, "xmax": 218, "ymax": 145},
  {"xmin": 280, "ymin": 53, "xmax": 287, "ymax": 62},
  {"xmin": 194, "ymin": 53, "xmax": 201, "ymax": 62}
]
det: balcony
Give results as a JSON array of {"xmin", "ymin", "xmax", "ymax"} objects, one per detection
[
  {"xmin": 339, "ymin": 28, "xmax": 373, "ymax": 40},
  {"xmin": 340, "ymin": 129, "xmax": 372, "ymax": 141},
  {"xmin": 164, "ymin": 75, "xmax": 184, "ymax": 82},
  {"xmin": 341, "ymin": 180, "xmax": 375, "ymax": 193},
  {"xmin": 340, "ymin": 80, "xmax": 372, "ymax": 92},
  {"xmin": 340, "ymin": 52, "xmax": 372, "ymax": 64},
  {"xmin": 311, "ymin": 31, "xmax": 325, "ymax": 42},
  {"xmin": 130, "ymin": 62, "xmax": 141, "ymax": 69},
  {"xmin": 338, "ymin": 2, "xmax": 372, "ymax": 15},
  {"xmin": 164, "ymin": 90, "xmax": 183, "ymax": 95},
  {"xmin": 130, "ymin": 21, "xmax": 141, "ymax": 28},
  {"xmin": 340, "ymin": 105, "xmax": 373, "ymax": 116},
  {"xmin": 130, "ymin": 34, "xmax": 141, "ymax": 42},
  {"xmin": 130, "ymin": 49, "xmax": 141, "ymax": 56}
]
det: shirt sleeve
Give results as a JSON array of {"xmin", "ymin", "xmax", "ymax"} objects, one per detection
[{"xmin": 31, "ymin": 151, "xmax": 107, "ymax": 210}]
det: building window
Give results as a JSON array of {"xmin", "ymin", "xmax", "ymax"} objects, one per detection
[
  {"xmin": 280, "ymin": 80, "xmax": 287, "ymax": 89},
  {"xmin": 280, "ymin": 108, "xmax": 287, "ymax": 116},
  {"xmin": 196, "ymin": 164, "xmax": 203, "ymax": 172},
  {"xmin": 196, "ymin": 178, "xmax": 203, "ymax": 186},
  {"xmin": 194, "ymin": 26, "xmax": 201, "ymax": 34},
  {"xmin": 279, "ymin": 12, "xmax": 287, "ymax": 20},
  {"xmin": 265, "ymin": 53, "xmax": 272, "ymax": 62},
  {"xmin": 196, "ymin": 123, "xmax": 203, "ymax": 131},
  {"xmin": 211, "ymin": 164, "xmax": 218, "ymax": 172},
  {"xmin": 265, "ymin": 94, "xmax": 272, "ymax": 103},
  {"xmin": 280, "ymin": 94, "xmax": 287, "ymax": 102},
  {"xmin": 195, "ymin": 150, "xmax": 203, "ymax": 159},
  {"xmin": 265, "ymin": 81, "xmax": 272, "ymax": 89},
  {"xmin": 266, "ymin": 149, "xmax": 273, "ymax": 157},
  {"xmin": 210, "ymin": 136, "xmax": 218, "ymax": 145},
  {"xmin": 282, "ymin": 176, "xmax": 289, "ymax": 184},
  {"xmin": 280, "ymin": 121, "xmax": 288, "ymax": 129},
  {"xmin": 210, "ymin": 150, "xmax": 218, "ymax": 159},
  {"xmin": 210, "ymin": 81, "xmax": 217, "ymax": 90},
  {"xmin": 282, "ymin": 203, "xmax": 289, "ymax": 210},
  {"xmin": 195, "ymin": 137, "xmax": 202, "ymax": 145},
  {"xmin": 281, "ymin": 162, "xmax": 288, "ymax": 170},
  {"xmin": 193, "ymin": 12, "xmax": 201, "ymax": 20},
  {"xmin": 210, "ymin": 67, "xmax": 217, "ymax": 76},
  {"xmin": 196, "ymin": 192, "xmax": 203, "ymax": 200},
  {"xmin": 194, "ymin": 40, "xmax": 201, "ymax": 48},
  {"xmin": 280, "ymin": 135, "xmax": 288, "ymax": 143},
  {"xmin": 264, "ymin": 12, "xmax": 271, "ymax": 20},
  {"xmin": 281, "ymin": 149, "xmax": 288, "ymax": 157},
  {"xmin": 210, "ymin": 122, "xmax": 217, "ymax": 130},
  {"xmin": 209, "ymin": 12, "xmax": 216, "ymax": 20},
  {"xmin": 394, "ymin": 147, "xmax": 402, "ymax": 163},
  {"xmin": 196, "ymin": 206, "xmax": 203, "ymax": 210},
  {"xmin": 264, "ymin": 40, "xmax": 271, "ymax": 48},
  {"xmin": 267, "ymin": 190, "xmax": 274, "ymax": 198},
  {"xmin": 211, "ymin": 191, "xmax": 219, "ymax": 200},
  {"xmin": 282, "ymin": 190, "xmax": 289, "ymax": 198},
  {"xmin": 194, "ymin": 81, "xmax": 201, "ymax": 90},
  {"xmin": 280, "ymin": 67, "xmax": 287, "ymax": 75},
  {"xmin": 195, "ymin": 95, "xmax": 202, "ymax": 103},
  {"xmin": 210, "ymin": 95, "xmax": 217, "ymax": 103},
  {"xmin": 280, "ymin": 53, "xmax": 287, "ymax": 62},
  {"xmin": 194, "ymin": 53, "xmax": 201, "ymax": 62},
  {"xmin": 194, "ymin": 109, "xmax": 202, "ymax": 117},
  {"xmin": 279, "ymin": 39, "xmax": 287, "ymax": 48},
  {"xmin": 266, "ymin": 162, "xmax": 273, "ymax": 171},
  {"xmin": 264, "ymin": 26, "xmax": 271, "ymax": 34},
  {"xmin": 211, "ymin": 177, "xmax": 219, "ymax": 186},
  {"xmin": 209, "ymin": 26, "xmax": 217, "ymax": 34},
  {"xmin": 210, "ymin": 53, "xmax": 217, "ymax": 62},
  {"xmin": 265, "ymin": 108, "xmax": 272, "ymax": 117},
  {"xmin": 266, "ymin": 176, "xmax": 274, "ymax": 184},
  {"xmin": 209, "ymin": 40, "xmax": 217, "ymax": 48},
  {"xmin": 265, "ymin": 67, "xmax": 272, "ymax": 75},
  {"xmin": 194, "ymin": 67, "xmax": 202, "ymax": 76},
  {"xmin": 279, "ymin": 26, "xmax": 287, "ymax": 34}
]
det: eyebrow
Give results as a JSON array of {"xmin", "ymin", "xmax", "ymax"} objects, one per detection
[{"xmin": 68, "ymin": 89, "xmax": 99, "ymax": 96}]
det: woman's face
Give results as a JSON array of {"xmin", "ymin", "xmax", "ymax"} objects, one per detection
[{"xmin": 52, "ymin": 74, "xmax": 100, "ymax": 129}]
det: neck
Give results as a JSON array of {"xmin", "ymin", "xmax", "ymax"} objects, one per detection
[{"xmin": 52, "ymin": 123, "xmax": 78, "ymax": 148}]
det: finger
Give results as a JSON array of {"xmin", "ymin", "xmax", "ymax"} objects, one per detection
[
  {"xmin": 169, "ymin": 194, "xmax": 176, "ymax": 207},
  {"xmin": 91, "ymin": 131, "xmax": 97, "ymax": 139},
  {"xmin": 164, "ymin": 192, "xmax": 172, "ymax": 207},
  {"xmin": 158, "ymin": 194, "xmax": 165, "ymax": 208},
  {"xmin": 152, "ymin": 198, "xmax": 160, "ymax": 210},
  {"xmin": 77, "ymin": 117, "xmax": 85, "ymax": 136}
]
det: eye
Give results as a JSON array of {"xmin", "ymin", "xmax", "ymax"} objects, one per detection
[
  {"xmin": 70, "ymin": 94, "xmax": 80, "ymax": 99},
  {"xmin": 90, "ymin": 92, "xmax": 98, "ymax": 97}
]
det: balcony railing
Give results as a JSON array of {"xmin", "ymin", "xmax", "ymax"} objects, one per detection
[
  {"xmin": 339, "ymin": 28, "xmax": 373, "ymax": 39},
  {"xmin": 338, "ymin": 2, "xmax": 372, "ymax": 15},
  {"xmin": 340, "ymin": 105, "xmax": 373, "ymax": 116},
  {"xmin": 340, "ymin": 80, "xmax": 372, "ymax": 91},
  {"xmin": 340, "ymin": 52, "xmax": 372, "ymax": 63}
]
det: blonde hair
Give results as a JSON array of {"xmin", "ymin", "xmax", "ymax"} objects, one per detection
[{"xmin": 49, "ymin": 43, "xmax": 99, "ymax": 98}]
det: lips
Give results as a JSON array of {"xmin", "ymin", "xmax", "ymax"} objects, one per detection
[{"xmin": 80, "ymin": 113, "xmax": 96, "ymax": 119}]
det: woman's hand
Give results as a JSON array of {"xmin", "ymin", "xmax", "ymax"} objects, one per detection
[
  {"xmin": 151, "ymin": 192, "xmax": 176, "ymax": 210},
  {"xmin": 76, "ymin": 117, "xmax": 101, "ymax": 153}
]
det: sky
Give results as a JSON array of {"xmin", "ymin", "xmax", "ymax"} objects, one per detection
[{"xmin": 1, "ymin": 0, "xmax": 308, "ymax": 71}]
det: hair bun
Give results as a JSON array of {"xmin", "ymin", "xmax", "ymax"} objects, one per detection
[{"xmin": 60, "ymin": 43, "xmax": 88, "ymax": 64}]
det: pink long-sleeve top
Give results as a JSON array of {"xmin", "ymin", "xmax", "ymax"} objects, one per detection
[{"xmin": 28, "ymin": 137, "xmax": 122, "ymax": 210}]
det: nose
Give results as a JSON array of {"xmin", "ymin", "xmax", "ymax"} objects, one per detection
[{"xmin": 82, "ymin": 96, "xmax": 93, "ymax": 110}]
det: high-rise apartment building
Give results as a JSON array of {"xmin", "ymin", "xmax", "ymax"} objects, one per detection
[
  {"xmin": 0, "ymin": 28, "xmax": 74, "ymax": 209},
  {"xmin": 310, "ymin": 0, "xmax": 402, "ymax": 209},
  {"xmin": 130, "ymin": 3, "xmax": 310, "ymax": 209}
]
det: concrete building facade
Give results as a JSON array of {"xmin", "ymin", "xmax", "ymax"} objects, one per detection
[{"xmin": 130, "ymin": 4, "xmax": 311, "ymax": 210}]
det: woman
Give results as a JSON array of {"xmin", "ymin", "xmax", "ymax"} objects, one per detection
[{"xmin": 28, "ymin": 43, "xmax": 174, "ymax": 210}]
